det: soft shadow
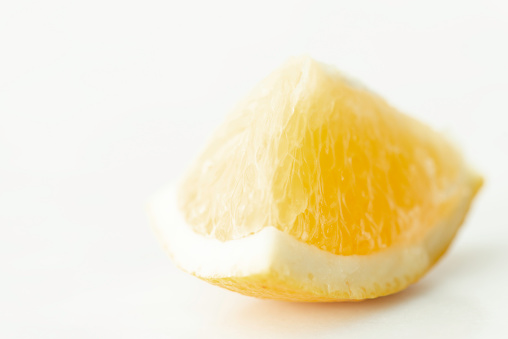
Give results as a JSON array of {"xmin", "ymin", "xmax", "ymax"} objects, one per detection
[
  {"xmin": 228, "ymin": 281, "xmax": 432, "ymax": 336},
  {"xmin": 427, "ymin": 242, "xmax": 502, "ymax": 281},
  {"xmin": 226, "ymin": 243, "xmax": 500, "ymax": 337}
]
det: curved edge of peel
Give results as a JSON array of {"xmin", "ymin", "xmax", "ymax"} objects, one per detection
[{"xmin": 148, "ymin": 169, "xmax": 481, "ymax": 302}]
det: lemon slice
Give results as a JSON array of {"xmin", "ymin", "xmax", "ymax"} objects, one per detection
[{"xmin": 150, "ymin": 56, "xmax": 482, "ymax": 301}]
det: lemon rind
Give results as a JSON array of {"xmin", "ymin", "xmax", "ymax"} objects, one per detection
[{"xmin": 149, "ymin": 180, "xmax": 476, "ymax": 301}]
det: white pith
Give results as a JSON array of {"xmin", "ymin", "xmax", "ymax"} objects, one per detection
[{"xmin": 149, "ymin": 185, "xmax": 472, "ymax": 299}]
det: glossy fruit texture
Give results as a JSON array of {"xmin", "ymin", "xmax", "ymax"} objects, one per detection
[{"xmin": 178, "ymin": 56, "xmax": 482, "ymax": 256}]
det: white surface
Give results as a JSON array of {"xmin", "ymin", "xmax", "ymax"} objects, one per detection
[{"xmin": 1, "ymin": 0, "xmax": 507, "ymax": 338}]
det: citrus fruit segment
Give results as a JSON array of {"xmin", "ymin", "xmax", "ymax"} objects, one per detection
[
  {"xmin": 150, "ymin": 56, "xmax": 482, "ymax": 301},
  {"xmin": 150, "ymin": 178, "xmax": 478, "ymax": 301}
]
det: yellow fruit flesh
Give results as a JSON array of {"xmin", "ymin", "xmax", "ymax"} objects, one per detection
[{"xmin": 178, "ymin": 56, "xmax": 482, "ymax": 256}]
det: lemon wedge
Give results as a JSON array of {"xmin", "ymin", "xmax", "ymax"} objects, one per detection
[{"xmin": 150, "ymin": 56, "xmax": 482, "ymax": 301}]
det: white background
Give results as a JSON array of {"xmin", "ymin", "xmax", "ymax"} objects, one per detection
[{"xmin": 1, "ymin": 0, "xmax": 508, "ymax": 338}]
